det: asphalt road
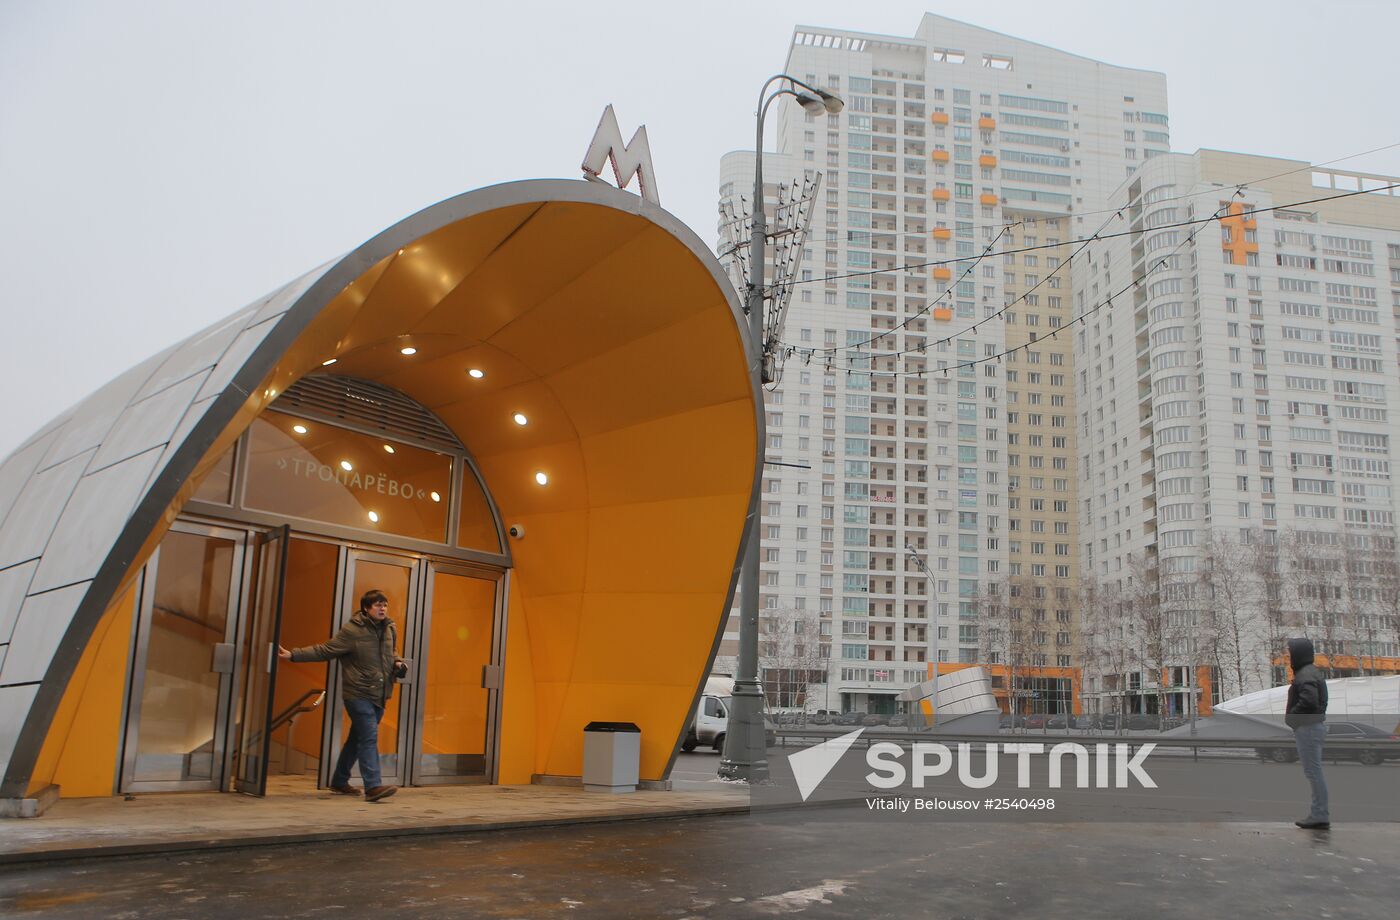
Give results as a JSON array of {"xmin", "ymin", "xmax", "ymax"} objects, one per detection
[{"xmin": 2, "ymin": 803, "xmax": 1397, "ymax": 919}]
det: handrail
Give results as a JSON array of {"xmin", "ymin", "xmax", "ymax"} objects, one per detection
[{"xmin": 268, "ymin": 689, "xmax": 325, "ymax": 735}]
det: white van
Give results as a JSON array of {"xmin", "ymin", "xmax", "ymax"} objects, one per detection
[{"xmin": 681, "ymin": 676, "xmax": 775, "ymax": 752}]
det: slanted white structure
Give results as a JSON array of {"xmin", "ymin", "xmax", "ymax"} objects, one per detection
[
  {"xmin": 1216, "ymin": 676, "xmax": 1400, "ymax": 730},
  {"xmin": 898, "ymin": 666, "xmax": 999, "ymax": 731}
]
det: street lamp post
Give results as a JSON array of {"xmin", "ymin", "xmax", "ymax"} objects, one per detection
[
  {"xmin": 905, "ymin": 544, "xmax": 938, "ymax": 730},
  {"xmin": 720, "ymin": 75, "xmax": 842, "ymax": 784}
]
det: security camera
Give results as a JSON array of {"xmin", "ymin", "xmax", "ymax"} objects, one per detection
[{"xmin": 508, "ymin": 524, "xmax": 525, "ymax": 539}]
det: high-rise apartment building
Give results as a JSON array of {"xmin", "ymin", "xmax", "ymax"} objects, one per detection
[
  {"xmin": 716, "ymin": 14, "xmax": 1168, "ymax": 714},
  {"xmin": 1076, "ymin": 150, "xmax": 1400, "ymax": 715}
]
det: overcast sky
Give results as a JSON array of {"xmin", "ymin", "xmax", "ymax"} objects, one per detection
[{"xmin": 2, "ymin": 0, "xmax": 1398, "ymax": 460}]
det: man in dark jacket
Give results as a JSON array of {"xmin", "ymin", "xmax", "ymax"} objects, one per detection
[
  {"xmin": 279, "ymin": 589, "xmax": 404, "ymax": 802},
  {"xmin": 1284, "ymin": 637, "xmax": 1329, "ymax": 828}
]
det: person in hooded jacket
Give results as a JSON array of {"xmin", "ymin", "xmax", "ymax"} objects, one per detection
[
  {"xmin": 1284, "ymin": 637, "xmax": 1329, "ymax": 829},
  {"xmin": 278, "ymin": 589, "xmax": 406, "ymax": 802}
]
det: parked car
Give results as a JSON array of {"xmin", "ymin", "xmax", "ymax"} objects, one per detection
[
  {"xmin": 836, "ymin": 711, "xmax": 867, "ymax": 726},
  {"xmin": 1256, "ymin": 743, "xmax": 1297, "ymax": 764},
  {"xmin": 861, "ymin": 713, "xmax": 889, "ymax": 727},
  {"xmin": 1046, "ymin": 715, "xmax": 1069, "ymax": 730},
  {"xmin": 1325, "ymin": 722, "xmax": 1400, "ymax": 765},
  {"xmin": 887, "ymin": 714, "xmax": 908, "ymax": 728},
  {"xmin": 1098, "ymin": 714, "xmax": 1121, "ymax": 732},
  {"xmin": 809, "ymin": 712, "xmax": 832, "ymax": 725},
  {"xmin": 1070, "ymin": 715, "xmax": 1098, "ymax": 731},
  {"xmin": 1124, "ymin": 714, "xmax": 1161, "ymax": 732},
  {"xmin": 1021, "ymin": 714, "xmax": 1047, "ymax": 729}
]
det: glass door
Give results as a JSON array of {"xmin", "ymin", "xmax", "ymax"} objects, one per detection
[
  {"xmin": 232, "ymin": 526, "xmax": 289, "ymax": 795},
  {"xmin": 407, "ymin": 564, "xmax": 504, "ymax": 785},
  {"xmin": 321, "ymin": 549, "xmax": 418, "ymax": 788},
  {"xmin": 120, "ymin": 523, "xmax": 247, "ymax": 792}
]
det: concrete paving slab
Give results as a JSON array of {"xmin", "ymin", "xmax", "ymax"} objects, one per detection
[{"xmin": 0, "ymin": 778, "xmax": 749, "ymax": 865}]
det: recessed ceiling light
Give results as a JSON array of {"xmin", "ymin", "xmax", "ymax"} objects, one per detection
[
  {"xmin": 292, "ymin": 424, "xmax": 308, "ymax": 435},
  {"xmin": 368, "ymin": 511, "xmax": 380, "ymax": 523},
  {"xmin": 321, "ymin": 358, "xmax": 338, "ymax": 366},
  {"xmin": 383, "ymin": 444, "xmax": 395, "ymax": 454},
  {"xmin": 430, "ymin": 491, "xmax": 441, "ymax": 503},
  {"xmin": 535, "ymin": 471, "xmax": 549, "ymax": 486},
  {"xmin": 468, "ymin": 368, "xmax": 485, "ymax": 379},
  {"xmin": 400, "ymin": 346, "xmax": 417, "ymax": 356},
  {"xmin": 340, "ymin": 460, "xmax": 353, "ymax": 471},
  {"xmin": 513, "ymin": 413, "xmax": 528, "ymax": 426}
]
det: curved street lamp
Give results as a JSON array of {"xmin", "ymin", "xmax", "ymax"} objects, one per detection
[{"xmin": 720, "ymin": 75, "xmax": 842, "ymax": 784}]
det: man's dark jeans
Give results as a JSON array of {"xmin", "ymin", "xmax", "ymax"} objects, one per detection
[{"xmin": 333, "ymin": 697, "xmax": 384, "ymax": 788}]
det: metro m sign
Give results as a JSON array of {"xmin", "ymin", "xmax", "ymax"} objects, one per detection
[{"xmin": 581, "ymin": 105, "xmax": 659, "ymax": 205}]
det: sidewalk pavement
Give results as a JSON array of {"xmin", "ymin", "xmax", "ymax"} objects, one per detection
[{"xmin": 0, "ymin": 778, "xmax": 749, "ymax": 865}]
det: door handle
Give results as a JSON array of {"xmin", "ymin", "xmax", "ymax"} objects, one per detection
[
  {"xmin": 482, "ymin": 664, "xmax": 502, "ymax": 689},
  {"xmin": 211, "ymin": 642, "xmax": 236, "ymax": 674},
  {"xmin": 397, "ymin": 657, "xmax": 414, "ymax": 684}
]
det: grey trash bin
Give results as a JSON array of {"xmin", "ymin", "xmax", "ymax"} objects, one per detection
[{"xmin": 582, "ymin": 721, "xmax": 641, "ymax": 793}]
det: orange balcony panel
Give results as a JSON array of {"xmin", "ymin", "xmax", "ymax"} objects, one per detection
[
  {"xmin": 933, "ymin": 267, "xmax": 953, "ymax": 281},
  {"xmin": 932, "ymin": 227, "xmax": 952, "ymax": 240},
  {"xmin": 931, "ymin": 112, "xmax": 949, "ymax": 125},
  {"xmin": 980, "ymin": 193, "xmax": 999, "ymax": 206},
  {"xmin": 978, "ymin": 117, "xmax": 996, "ymax": 130},
  {"xmin": 979, "ymin": 155, "xmax": 997, "ymax": 168},
  {"xmin": 932, "ymin": 188, "xmax": 951, "ymax": 201},
  {"xmin": 933, "ymin": 307, "xmax": 953, "ymax": 321},
  {"xmin": 932, "ymin": 150, "xmax": 950, "ymax": 163}
]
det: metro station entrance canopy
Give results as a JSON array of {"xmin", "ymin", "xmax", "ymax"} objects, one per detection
[{"xmin": 0, "ymin": 180, "xmax": 760, "ymax": 809}]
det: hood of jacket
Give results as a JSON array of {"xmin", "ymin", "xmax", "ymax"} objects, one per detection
[{"xmin": 1288, "ymin": 637, "xmax": 1315, "ymax": 671}]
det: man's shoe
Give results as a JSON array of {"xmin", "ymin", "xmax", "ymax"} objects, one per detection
[
  {"xmin": 365, "ymin": 785, "xmax": 398, "ymax": 802},
  {"xmin": 329, "ymin": 784, "xmax": 361, "ymax": 796},
  {"xmin": 1295, "ymin": 818, "xmax": 1330, "ymax": 829}
]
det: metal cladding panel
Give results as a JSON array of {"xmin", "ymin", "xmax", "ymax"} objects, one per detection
[
  {"xmin": 36, "ymin": 350, "xmax": 168, "ymax": 473},
  {"xmin": 0, "ymin": 452, "xmax": 93, "ymax": 571},
  {"xmin": 194, "ymin": 316, "xmax": 284, "ymax": 402},
  {"xmin": 0, "ymin": 685, "xmax": 38, "ymax": 780},
  {"xmin": 29, "ymin": 448, "xmax": 164, "ymax": 595},
  {"xmin": 250, "ymin": 259, "xmax": 337, "ymax": 325},
  {"xmin": 0, "ymin": 561, "xmax": 38, "ymax": 646},
  {"xmin": 0, "ymin": 433, "xmax": 60, "ymax": 528},
  {"xmin": 132, "ymin": 307, "xmax": 256, "ymax": 403},
  {"xmin": 140, "ymin": 395, "xmax": 220, "ymax": 498},
  {"xmin": 90, "ymin": 374, "xmax": 209, "ymax": 474},
  {"xmin": 0, "ymin": 584, "xmax": 89, "ymax": 685}
]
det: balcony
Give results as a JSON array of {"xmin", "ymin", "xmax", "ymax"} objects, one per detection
[
  {"xmin": 978, "ymin": 117, "xmax": 996, "ymax": 131},
  {"xmin": 933, "ymin": 307, "xmax": 953, "ymax": 321},
  {"xmin": 932, "ymin": 227, "xmax": 951, "ymax": 240},
  {"xmin": 932, "ymin": 150, "xmax": 950, "ymax": 163},
  {"xmin": 932, "ymin": 188, "xmax": 951, "ymax": 202},
  {"xmin": 931, "ymin": 112, "xmax": 949, "ymax": 125},
  {"xmin": 980, "ymin": 193, "xmax": 999, "ymax": 207},
  {"xmin": 933, "ymin": 267, "xmax": 952, "ymax": 281},
  {"xmin": 979, "ymin": 154, "xmax": 997, "ymax": 168}
]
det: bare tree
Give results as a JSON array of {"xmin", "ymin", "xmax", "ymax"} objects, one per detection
[
  {"xmin": 1251, "ymin": 528, "xmax": 1299, "ymax": 687},
  {"xmin": 1285, "ymin": 529, "xmax": 1347, "ymax": 676},
  {"xmin": 1198, "ymin": 531, "xmax": 1268, "ymax": 700},
  {"xmin": 1366, "ymin": 537, "xmax": 1400, "ymax": 674},
  {"xmin": 1117, "ymin": 552, "xmax": 1172, "ymax": 718},
  {"xmin": 759, "ymin": 605, "xmax": 829, "ymax": 715}
]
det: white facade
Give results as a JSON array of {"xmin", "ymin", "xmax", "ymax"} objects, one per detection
[
  {"xmin": 715, "ymin": 14, "xmax": 1169, "ymax": 713},
  {"xmin": 1076, "ymin": 150, "xmax": 1400, "ymax": 707}
]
